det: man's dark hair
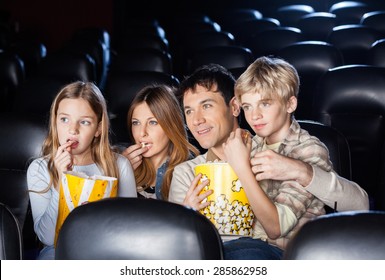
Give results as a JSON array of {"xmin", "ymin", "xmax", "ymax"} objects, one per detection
[{"xmin": 175, "ymin": 63, "xmax": 236, "ymax": 107}]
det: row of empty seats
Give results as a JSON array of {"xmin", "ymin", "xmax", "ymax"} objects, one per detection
[{"xmin": 2, "ymin": 197, "xmax": 385, "ymax": 260}]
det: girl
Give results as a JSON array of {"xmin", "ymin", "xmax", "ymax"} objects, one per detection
[
  {"xmin": 27, "ymin": 81, "xmax": 137, "ymax": 260},
  {"xmin": 121, "ymin": 84, "xmax": 199, "ymax": 200}
]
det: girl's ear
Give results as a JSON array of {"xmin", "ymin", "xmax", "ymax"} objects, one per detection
[
  {"xmin": 287, "ymin": 96, "xmax": 298, "ymax": 114},
  {"xmin": 95, "ymin": 122, "xmax": 102, "ymax": 138},
  {"xmin": 230, "ymin": 97, "xmax": 241, "ymax": 117}
]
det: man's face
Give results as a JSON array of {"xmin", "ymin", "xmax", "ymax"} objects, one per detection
[{"xmin": 182, "ymin": 84, "xmax": 238, "ymax": 153}]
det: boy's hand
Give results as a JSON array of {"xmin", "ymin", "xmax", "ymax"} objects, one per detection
[{"xmin": 223, "ymin": 128, "xmax": 252, "ymax": 173}]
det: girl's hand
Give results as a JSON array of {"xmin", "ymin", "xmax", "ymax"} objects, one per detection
[
  {"xmin": 54, "ymin": 141, "xmax": 74, "ymax": 190},
  {"xmin": 121, "ymin": 143, "xmax": 148, "ymax": 170},
  {"xmin": 183, "ymin": 173, "xmax": 213, "ymax": 211}
]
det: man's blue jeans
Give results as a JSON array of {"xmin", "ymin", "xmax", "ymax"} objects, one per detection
[{"xmin": 223, "ymin": 237, "xmax": 283, "ymax": 260}]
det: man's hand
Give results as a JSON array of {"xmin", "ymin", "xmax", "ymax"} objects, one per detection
[
  {"xmin": 251, "ymin": 149, "xmax": 313, "ymax": 186},
  {"xmin": 183, "ymin": 173, "xmax": 213, "ymax": 210}
]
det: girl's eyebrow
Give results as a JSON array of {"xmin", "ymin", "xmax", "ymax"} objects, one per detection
[{"xmin": 57, "ymin": 112, "xmax": 95, "ymax": 119}]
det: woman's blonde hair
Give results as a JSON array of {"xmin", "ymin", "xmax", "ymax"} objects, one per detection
[
  {"xmin": 40, "ymin": 81, "xmax": 118, "ymax": 192},
  {"xmin": 235, "ymin": 56, "xmax": 300, "ymax": 104},
  {"xmin": 127, "ymin": 84, "xmax": 200, "ymax": 200}
]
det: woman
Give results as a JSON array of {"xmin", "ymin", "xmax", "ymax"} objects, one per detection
[{"xmin": 122, "ymin": 84, "xmax": 199, "ymax": 200}]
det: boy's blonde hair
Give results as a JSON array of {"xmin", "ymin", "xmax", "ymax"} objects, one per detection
[{"xmin": 235, "ymin": 56, "xmax": 300, "ymax": 104}]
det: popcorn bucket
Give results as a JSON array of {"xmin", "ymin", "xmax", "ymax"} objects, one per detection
[
  {"xmin": 194, "ymin": 162, "xmax": 254, "ymax": 236},
  {"xmin": 54, "ymin": 171, "xmax": 118, "ymax": 245}
]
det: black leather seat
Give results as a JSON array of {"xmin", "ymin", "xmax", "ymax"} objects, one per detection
[
  {"xmin": 246, "ymin": 26, "xmax": 303, "ymax": 59},
  {"xmin": 109, "ymin": 48, "xmax": 173, "ymax": 75},
  {"xmin": 114, "ymin": 33, "xmax": 169, "ymax": 54},
  {"xmin": 329, "ymin": 1, "xmax": 373, "ymax": 25},
  {"xmin": 214, "ymin": 8, "xmax": 263, "ymax": 33},
  {"xmin": 327, "ymin": 24, "xmax": 382, "ymax": 65},
  {"xmin": 273, "ymin": 4, "xmax": 315, "ymax": 27},
  {"xmin": 297, "ymin": 12, "xmax": 338, "ymax": 41},
  {"xmin": 0, "ymin": 202, "xmax": 23, "ymax": 260},
  {"xmin": 367, "ymin": 38, "xmax": 385, "ymax": 67},
  {"xmin": 13, "ymin": 76, "xmax": 72, "ymax": 118},
  {"xmin": 35, "ymin": 52, "xmax": 97, "ymax": 84},
  {"xmin": 313, "ymin": 65, "xmax": 385, "ymax": 210},
  {"xmin": 188, "ymin": 45, "xmax": 254, "ymax": 76},
  {"xmin": 277, "ymin": 41, "xmax": 344, "ymax": 120},
  {"xmin": 55, "ymin": 198, "xmax": 224, "ymax": 260},
  {"xmin": 298, "ymin": 120, "xmax": 352, "ymax": 180},
  {"xmin": 59, "ymin": 40, "xmax": 104, "ymax": 87},
  {"xmin": 0, "ymin": 112, "xmax": 47, "ymax": 228},
  {"xmin": 0, "ymin": 112, "xmax": 47, "ymax": 259},
  {"xmin": 284, "ymin": 210, "xmax": 385, "ymax": 259},
  {"xmin": 360, "ymin": 10, "xmax": 385, "ymax": 37},
  {"xmin": 228, "ymin": 17, "xmax": 281, "ymax": 45},
  {"xmin": 8, "ymin": 36, "xmax": 47, "ymax": 79},
  {"xmin": 177, "ymin": 30, "xmax": 236, "ymax": 78},
  {"xmin": 0, "ymin": 52, "xmax": 25, "ymax": 112}
]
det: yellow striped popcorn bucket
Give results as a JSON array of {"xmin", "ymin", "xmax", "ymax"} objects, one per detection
[
  {"xmin": 194, "ymin": 162, "xmax": 254, "ymax": 237},
  {"xmin": 54, "ymin": 171, "xmax": 118, "ymax": 246}
]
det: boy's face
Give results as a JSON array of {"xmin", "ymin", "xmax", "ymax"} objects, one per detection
[
  {"xmin": 241, "ymin": 92, "xmax": 297, "ymax": 144},
  {"xmin": 182, "ymin": 84, "xmax": 239, "ymax": 153}
]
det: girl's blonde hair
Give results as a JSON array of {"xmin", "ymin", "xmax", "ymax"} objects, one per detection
[
  {"xmin": 41, "ymin": 81, "xmax": 118, "ymax": 192},
  {"xmin": 127, "ymin": 84, "xmax": 200, "ymax": 200},
  {"xmin": 235, "ymin": 56, "xmax": 300, "ymax": 104}
]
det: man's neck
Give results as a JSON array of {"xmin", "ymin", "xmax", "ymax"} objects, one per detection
[{"xmin": 206, "ymin": 148, "xmax": 222, "ymax": 162}]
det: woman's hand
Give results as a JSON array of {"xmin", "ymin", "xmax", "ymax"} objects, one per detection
[
  {"xmin": 183, "ymin": 173, "xmax": 213, "ymax": 211},
  {"xmin": 121, "ymin": 143, "xmax": 148, "ymax": 170}
]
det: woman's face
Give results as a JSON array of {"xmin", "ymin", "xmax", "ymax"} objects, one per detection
[{"xmin": 131, "ymin": 102, "xmax": 170, "ymax": 166}]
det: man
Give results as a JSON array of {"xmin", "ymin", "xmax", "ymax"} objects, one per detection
[{"xmin": 168, "ymin": 63, "xmax": 369, "ymax": 259}]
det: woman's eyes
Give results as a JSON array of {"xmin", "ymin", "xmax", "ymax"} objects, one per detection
[{"xmin": 132, "ymin": 120, "xmax": 158, "ymax": 126}]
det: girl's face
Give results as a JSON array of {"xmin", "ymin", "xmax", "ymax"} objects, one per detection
[
  {"xmin": 56, "ymin": 98, "xmax": 101, "ymax": 163},
  {"xmin": 131, "ymin": 102, "xmax": 170, "ymax": 167}
]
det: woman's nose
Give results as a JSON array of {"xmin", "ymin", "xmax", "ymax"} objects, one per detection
[{"xmin": 140, "ymin": 126, "xmax": 148, "ymax": 137}]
